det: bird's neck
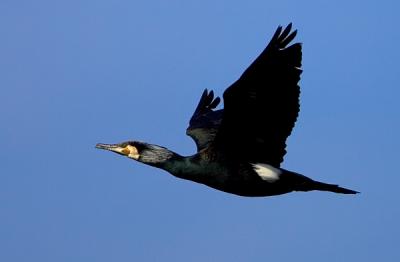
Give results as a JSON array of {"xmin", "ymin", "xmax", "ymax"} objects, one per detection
[
  {"xmin": 158, "ymin": 153, "xmax": 190, "ymax": 177},
  {"xmin": 155, "ymin": 151, "xmax": 200, "ymax": 180},
  {"xmin": 138, "ymin": 144, "xmax": 203, "ymax": 180}
]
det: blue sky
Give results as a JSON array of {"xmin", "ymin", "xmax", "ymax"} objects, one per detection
[{"xmin": 1, "ymin": 0, "xmax": 399, "ymax": 261}]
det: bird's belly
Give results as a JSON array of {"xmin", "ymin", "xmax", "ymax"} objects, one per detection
[
  {"xmin": 210, "ymin": 181, "xmax": 293, "ymax": 197},
  {"xmin": 173, "ymin": 161, "xmax": 293, "ymax": 197},
  {"xmin": 192, "ymin": 173, "xmax": 293, "ymax": 197}
]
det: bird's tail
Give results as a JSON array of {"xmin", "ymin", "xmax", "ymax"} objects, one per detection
[{"xmin": 298, "ymin": 180, "xmax": 359, "ymax": 194}]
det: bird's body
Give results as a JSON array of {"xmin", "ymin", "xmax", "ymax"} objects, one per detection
[{"xmin": 96, "ymin": 24, "xmax": 358, "ymax": 197}]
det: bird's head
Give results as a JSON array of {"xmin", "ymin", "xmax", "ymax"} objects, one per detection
[{"xmin": 95, "ymin": 141, "xmax": 176, "ymax": 167}]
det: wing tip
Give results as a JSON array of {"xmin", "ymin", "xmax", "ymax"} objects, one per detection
[
  {"xmin": 190, "ymin": 89, "xmax": 221, "ymax": 125},
  {"xmin": 271, "ymin": 23, "xmax": 299, "ymax": 48}
]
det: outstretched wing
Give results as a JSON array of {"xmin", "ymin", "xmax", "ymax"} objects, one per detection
[
  {"xmin": 186, "ymin": 89, "xmax": 222, "ymax": 151},
  {"xmin": 213, "ymin": 23, "xmax": 302, "ymax": 167}
]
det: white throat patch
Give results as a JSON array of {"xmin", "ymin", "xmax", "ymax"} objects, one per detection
[{"xmin": 251, "ymin": 163, "xmax": 282, "ymax": 182}]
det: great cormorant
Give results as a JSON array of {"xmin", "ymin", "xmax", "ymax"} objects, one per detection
[{"xmin": 96, "ymin": 24, "xmax": 358, "ymax": 197}]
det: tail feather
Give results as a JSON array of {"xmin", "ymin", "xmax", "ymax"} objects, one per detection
[{"xmin": 299, "ymin": 180, "xmax": 359, "ymax": 194}]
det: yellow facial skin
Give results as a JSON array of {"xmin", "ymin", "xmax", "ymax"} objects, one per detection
[{"xmin": 124, "ymin": 145, "xmax": 140, "ymax": 160}]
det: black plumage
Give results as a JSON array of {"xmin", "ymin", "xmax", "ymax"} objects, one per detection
[{"xmin": 96, "ymin": 24, "xmax": 358, "ymax": 197}]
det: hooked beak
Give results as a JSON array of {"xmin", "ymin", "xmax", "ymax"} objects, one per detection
[
  {"xmin": 95, "ymin": 143, "xmax": 140, "ymax": 159},
  {"xmin": 96, "ymin": 143, "xmax": 130, "ymax": 155}
]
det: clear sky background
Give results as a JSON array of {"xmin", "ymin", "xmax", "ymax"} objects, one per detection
[{"xmin": 1, "ymin": 0, "xmax": 399, "ymax": 261}]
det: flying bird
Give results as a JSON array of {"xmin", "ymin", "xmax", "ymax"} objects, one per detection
[{"xmin": 96, "ymin": 24, "xmax": 358, "ymax": 197}]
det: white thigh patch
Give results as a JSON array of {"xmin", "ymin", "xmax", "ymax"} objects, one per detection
[{"xmin": 251, "ymin": 163, "xmax": 282, "ymax": 182}]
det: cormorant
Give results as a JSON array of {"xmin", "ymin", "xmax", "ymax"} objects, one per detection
[{"xmin": 96, "ymin": 24, "xmax": 358, "ymax": 197}]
